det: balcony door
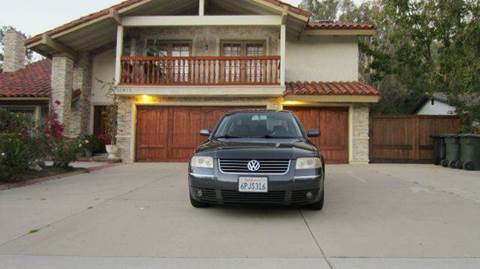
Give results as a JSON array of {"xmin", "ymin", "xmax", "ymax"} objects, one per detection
[
  {"xmin": 221, "ymin": 41, "xmax": 266, "ymax": 84},
  {"xmin": 145, "ymin": 40, "xmax": 191, "ymax": 83}
]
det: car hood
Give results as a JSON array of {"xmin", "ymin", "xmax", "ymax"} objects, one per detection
[{"xmin": 195, "ymin": 138, "xmax": 319, "ymax": 159}]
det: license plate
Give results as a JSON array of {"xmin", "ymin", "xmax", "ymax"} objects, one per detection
[{"xmin": 238, "ymin": 177, "xmax": 268, "ymax": 193}]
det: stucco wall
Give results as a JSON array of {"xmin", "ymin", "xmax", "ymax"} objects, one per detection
[
  {"xmin": 286, "ymin": 36, "xmax": 358, "ymax": 82},
  {"xmin": 91, "ymin": 49, "xmax": 116, "ymax": 104}
]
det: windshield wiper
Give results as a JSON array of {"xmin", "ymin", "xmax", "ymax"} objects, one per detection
[
  {"xmin": 262, "ymin": 134, "xmax": 299, "ymax": 139},
  {"xmin": 214, "ymin": 135, "xmax": 243, "ymax": 139}
]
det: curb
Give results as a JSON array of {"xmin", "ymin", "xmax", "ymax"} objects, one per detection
[{"xmin": 0, "ymin": 163, "xmax": 121, "ymax": 191}]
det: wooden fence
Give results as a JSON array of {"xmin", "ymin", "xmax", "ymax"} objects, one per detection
[{"xmin": 369, "ymin": 115, "xmax": 462, "ymax": 163}]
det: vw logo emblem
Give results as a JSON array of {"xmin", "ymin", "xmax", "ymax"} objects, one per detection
[{"xmin": 247, "ymin": 160, "xmax": 261, "ymax": 172}]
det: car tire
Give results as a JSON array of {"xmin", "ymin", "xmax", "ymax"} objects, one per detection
[
  {"xmin": 190, "ymin": 195, "xmax": 210, "ymax": 208},
  {"xmin": 307, "ymin": 188, "xmax": 324, "ymax": 211}
]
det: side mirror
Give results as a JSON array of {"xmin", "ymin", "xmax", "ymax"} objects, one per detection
[
  {"xmin": 307, "ymin": 129, "xmax": 320, "ymax": 138},
  {"xmin": 200, "ymin": 129, "xmax": 210, "ymax": 137}
]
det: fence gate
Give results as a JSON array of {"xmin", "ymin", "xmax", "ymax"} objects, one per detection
[{"xmin": 369, "ymin": 115, "xmax": 462, "ymax": 163}]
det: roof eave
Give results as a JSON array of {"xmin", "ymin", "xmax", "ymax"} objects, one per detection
[
  {"xmin": 304, "ymin": 29, "xmax": 376, "ymax": 36},
  {"xmin": 26, "ymin": 0, "xmax": 311, "ymax": 51},
  {"xmin": 284, "ymin": 94, "xmax": 380, "ymax": 103}
]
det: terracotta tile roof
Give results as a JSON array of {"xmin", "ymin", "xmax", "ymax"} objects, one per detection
[
  {"xmin": 307, "ymin": 20, "xmax": 375, "ymax": 30},
  {"xmin": 26, "ymin": 0, "xmax": 311, "ymax": 46},
  {"xmin": 0, "ymin": 60, "xmax": 51, "ymax": 98},
  {"xmin": 285, "ymin": 81, "xmax": 380, "ymax": 96}
]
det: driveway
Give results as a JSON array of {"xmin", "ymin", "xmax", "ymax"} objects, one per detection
[{"xmin": 1, "ymin": 163, "xmax": 480, "ymax": 269}]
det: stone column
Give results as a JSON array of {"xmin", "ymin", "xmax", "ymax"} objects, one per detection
[
  {"xmin": 71, "ymin": 53, "xmax": 92, "ymax": 136},
  {"xmin": 3, "ymin": 30, "xmax": 26, "ymax": 72},
  {"xmin": 351, "ymin": 104, "xmax": 370, "ymax": 164},
  {"xmin": 51, "ymin": 56, "xmax": 74, "ymax": 136},
  {"xmin": 116, "ymin": 97, "xmax": 134, "ymax": 162}
]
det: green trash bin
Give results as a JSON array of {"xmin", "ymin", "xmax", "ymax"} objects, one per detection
[
  {"xmin": 431, "ymin": 135, "xmax": 446, "ymax": 165},
  {"xmin": 459, "ymin": 134, "xmax": 480, "ymax": 170},
  {"xmin": 442, "ymin": 134, "xmax": 461, "ymax": 168}
]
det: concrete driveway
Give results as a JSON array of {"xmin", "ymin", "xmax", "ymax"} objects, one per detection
[{"xmin": 1, "ymin": 163, "xmax": 480, "ymax": 269}]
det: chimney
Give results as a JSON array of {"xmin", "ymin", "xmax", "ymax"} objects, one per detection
[{"xmin": 3, "ymin": 30, "xmax": 26, "ymax": 72}]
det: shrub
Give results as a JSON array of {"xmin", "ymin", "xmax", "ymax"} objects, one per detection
[
  {"xmin": 47, "ymin": 137, "xmax": 86, "ymax": 169},
  {"xmin": 80, "ymin": 134, "xmax": 105, "ymax": 154},
  {"xmin": 0, "ymin": 134, "xmax": 35, "ymax": 182},
  {"xmin": 0, "ymin": 108, "xmax": 32, "ymax": 135},
  {"xmin": 0, "ymin": 109, "xmax": 41, "ymax": 182}
]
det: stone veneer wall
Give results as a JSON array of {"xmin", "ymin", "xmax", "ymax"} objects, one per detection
[
  {"xmin": 351, "ymin": 104, "xmax": 370, "ymax": 164},
  {"xmin": 129, "ymin": 26, "xmax": 280, "ymax": 56},
  {"xmin": 51, "ymin": 55, "xmax": 93, "ymax": 137},
  {"xmin": 70, "ymin": 53, "xmax": 93, "ymax": 136},
  {"xmin": 51, "ymin": 56, "xmax": 74, "ymax": 136},
  {"xmin": 3, "ymin": 31, "xmax": 26, "ymax": 72},
  {"xmin": 117, "ymin": 97, "xmax": 134, "ymax": 162}
]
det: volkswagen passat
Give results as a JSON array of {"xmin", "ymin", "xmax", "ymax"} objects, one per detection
[{"xmin": 188, "ymin": 110, "xmax": 325, "ymax": 210}]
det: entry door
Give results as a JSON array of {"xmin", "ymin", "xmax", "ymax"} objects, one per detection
[{"xmin": 287, "ymin": 107, "xmax": 349, "ymax": 164}]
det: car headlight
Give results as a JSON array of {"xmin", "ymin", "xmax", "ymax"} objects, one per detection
[
  {"xmin": 190, "ymin": 156, "xmax": 214, "ymax": 168},
  {"xmin": 296, "ymin": 157, "xmax": 322, "ymax": 170}
]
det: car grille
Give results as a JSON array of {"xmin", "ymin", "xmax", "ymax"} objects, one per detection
[
  {"xmin": 219, "ymin": 159, "xmax": 290, "ymax": 174},
  {"xmin": 222, "ymin": 190, "xmax": 286, "ymax": 204}
]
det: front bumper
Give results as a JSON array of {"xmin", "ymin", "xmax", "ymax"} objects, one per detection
[{"xmin": 189, "ymin": 169, "xmax": 323, "ymax": 206}]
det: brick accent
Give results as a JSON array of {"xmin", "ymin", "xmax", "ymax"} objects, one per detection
[
  {"xmin": 51, "ymin": 56, "xmax": 74, "ymax": 136},
  {"xmin": 3, "ymin": 31, "xmax": 26, "ymax": 72},
  {"xmin": 351, "ymin": 104, "xmax": 370, "ymax": 164}
]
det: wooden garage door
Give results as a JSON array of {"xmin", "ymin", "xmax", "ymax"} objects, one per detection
[
  {"xmin": 287, "ymin": 107, "xmax": 349, "ymax": 164},
  {"xmin": 136, "ymin": 106, "xmax": 257, "ymax": 162}
]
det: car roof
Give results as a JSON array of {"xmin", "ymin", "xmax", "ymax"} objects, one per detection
[{"xmin": 225, "ymin": 109, "xmax": 293, "ymax": 116}]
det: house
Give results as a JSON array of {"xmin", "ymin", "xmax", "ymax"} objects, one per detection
[
  {"xmin": 21, "ymin": 0, "xmax": 380, "ymax": 164},
  {"xmin": 0, "ymin": 31, "xmax": 50, "ymax": 126},
  {"xmin": 413, "ymin": 93, "xmax": 456, "ymax": 116}
]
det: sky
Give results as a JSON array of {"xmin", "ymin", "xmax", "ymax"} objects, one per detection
[{"xmin": 0, "ymin": 0, "xmax": 306, "ymax": 37}]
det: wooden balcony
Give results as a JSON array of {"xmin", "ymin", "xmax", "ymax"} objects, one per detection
[{"xmin": 120, "ymin": 56, "xmax": 281, "ymax": 86}]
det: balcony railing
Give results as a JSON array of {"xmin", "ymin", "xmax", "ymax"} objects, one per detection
[{"xmin": 120, "ymin": 56, "xmax": 280, "ymax": 86}]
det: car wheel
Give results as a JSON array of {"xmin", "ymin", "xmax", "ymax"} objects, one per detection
[
  {"xmin": 190, "ymin": 195, "xmax": 210, "ymax": 208},
  {"xmin": 307, "ymin": 188, "xmax": 324, "ymax": 211}
]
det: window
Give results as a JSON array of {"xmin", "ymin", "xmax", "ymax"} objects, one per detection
[
  {"xmin": 221, "ymin": 41, "xmax": 265, "ymax": 56},
  {"xmin": 221, "ymin": 41, "xmax": 266, "ymax": 83},
  {"xmin": 145, "ymin": 41, "xmax": 192, "ymax": 83},
  {"xmin": 145, "ymin": 40, "xmax": 191, "ymax": 57}
]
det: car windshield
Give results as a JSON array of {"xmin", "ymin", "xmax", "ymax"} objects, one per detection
[{"xmin": 213, "ymin": 112, "xmax": 303, "ymax": 139}]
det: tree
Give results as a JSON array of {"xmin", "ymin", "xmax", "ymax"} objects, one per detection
[
  {"xmin": 363, "ymin": 0, "xmax": 480, "ymax": 130},
  {"xmin": 0, "ymin": 25, "xmax": 33, "ymax": 72},
  {"xmin": 300, "ymin": 0, "xmax": 366, "ymax": 21},
  {"xmin": 300, "ymin": 0, "xmax": 480, "ymax": 131}
]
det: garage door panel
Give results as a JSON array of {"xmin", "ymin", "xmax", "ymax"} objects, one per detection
[
  {"xmin": 287, "ymin": 107, "xmax": 349, "ymax": 164},
  {"xmin": 136, "ymin": 106, "xmax": 259, "ymax": 162},
  {"xmin": 171, "ymin": 109, "xmax": 205, "ymax": 148},
  {"xmin": 136, "ymin": 107, "xmax": 169, "ymax": 161}
]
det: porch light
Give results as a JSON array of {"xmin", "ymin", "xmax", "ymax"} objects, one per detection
[
  {"xmin": 138, "ymin": 95, "xmax": 154, "ymax": 104},
  {"xmin": 282, "ymin": 100, "xmax": 306, "ymax": 106}
]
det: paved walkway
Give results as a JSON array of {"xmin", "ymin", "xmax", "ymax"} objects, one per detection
[{"xmin": 0, "ymin": 163, "xmax": 479, "ymax": 268}]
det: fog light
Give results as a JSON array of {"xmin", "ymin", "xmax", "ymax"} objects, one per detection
[
  {"xmin": 306, "ymin": 192, "xmax": 313, "ymax": 200},
  {"xmin": 196, "ymin": 189, "xmax": 203, "ymax": 198}
]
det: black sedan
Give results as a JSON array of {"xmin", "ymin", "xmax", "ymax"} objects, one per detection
[{"xmin": 188, "ymin": 110, "xmax": 325, "ymax": 210}]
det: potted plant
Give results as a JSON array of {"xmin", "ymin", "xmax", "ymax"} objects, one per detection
[{"xmin": 100, "ymin": 80, "xmax": 120, "ymax": 160}]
